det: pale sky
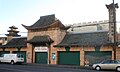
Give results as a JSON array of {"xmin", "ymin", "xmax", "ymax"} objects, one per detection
[{"xmin": 0, "ymin": 0, "xmax": 120, "ymax": 37}]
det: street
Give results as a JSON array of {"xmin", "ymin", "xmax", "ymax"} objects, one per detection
[{"xmin": 0, "ymin": 64, "xmax": 115, "ymax": 72}]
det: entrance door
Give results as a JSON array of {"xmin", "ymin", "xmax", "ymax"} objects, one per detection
[
  {"xmin": 58, "ymin": 51, "xmax": 80, "ymax": 66},
  {"xmin": 35, "ymin": 52, "xmax": 48, "ymax": 64},
  {"xmin": 85, "ymin": 51, "xmax": 112, "ymax": 65}
]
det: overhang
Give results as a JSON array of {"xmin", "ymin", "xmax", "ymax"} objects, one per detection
[
  {"xmin": 54, "ymin": 31, "xmax": 112, "ymax": 47},
  {"xmin": 0, "ymin": 37, "xmax": 27, "ymax": 48},
  {"xmin": 27, "ymin": 35, "xmax": 54, "ymax": 43}
]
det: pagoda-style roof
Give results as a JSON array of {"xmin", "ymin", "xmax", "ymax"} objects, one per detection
[
  {"xmin": 5, "ymin": 33, "xmax": 21, "ymax": 37},
  {"xmin": 9, "ymin": 26, "xmax": 18, "ymax": 29},
  {"xmin": 106, "ymin": 3, "xmax": 119, "ymax": 9},
  {"xmin": 8, "ymin": 30, "xmax": 19, "ymax": 33},
  {"xmin": 6, "ymin": 25, "xmax": 21, "ymax": 37},
  {"xmin": 22, "ymin": 14, "xmax": 69, "ymax": 30},
  {"xmin": 27, "ymin": 35, "xmax": 54, "ymax": 43},
  {"xmin": 0, "ymin": 37, "xmax": 27, "ymax": 48},
  {"xmin": 54, "ymin": 31, "xmax": 112, "ymax": 47}
]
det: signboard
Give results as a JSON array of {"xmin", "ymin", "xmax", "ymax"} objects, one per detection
[
  {"xmin": 52, "ymin": 53, "xmax": 56, "ymax": 60},
  {"xmin": 34, "ymin": 47, "xmax": 48, "ymax": 52}
]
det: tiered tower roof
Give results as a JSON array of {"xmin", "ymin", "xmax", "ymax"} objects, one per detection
[{"xmin": 5, "ymin": 25, "xmax": 21, "ymax": 37}]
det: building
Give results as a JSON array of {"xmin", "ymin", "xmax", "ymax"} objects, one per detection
[
  {"xmin": 22, "ymin": 14, "xmax": 120, "ymax": 66},
  {"xmin": 67, "ymin": 20, "xmax": 109, "ymax": 33},
  {"xmin": 0, "ymin": 37, "xmax": 7, "ymax": 45},
  {"xmin": 22, "ymin": 14, "xmax": 69, "ymax": 64},
  {"xmin": 55, "ymin": 31, "xmax": 114, "ymax": 66},
  {"xmin": 0, "ymin": 13, "xmax": 119, "ymax": 66},
  {"xmin": 0, "ymin": 26, "xmax": 27, "ymax": 63},
  {"xmin": 0, "ymin": 3, "xmax": 119, "ymax": 66}
]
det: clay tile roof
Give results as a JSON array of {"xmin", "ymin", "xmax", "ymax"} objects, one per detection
[
  {"xmin": 0, "ymin": 37, "xmax": 27, "ymax": 48},
  {"xmin": 28, "ymin": 35, "xmax": 54, "ymax": 43},
  {"xmin": 22, "ymin": 14, "xmax": 70, "ymax": 30},
  {"xmin": 55, "ymin": 31, "xmax": 111, "ymax": 47},
  {"xmin": 22, "ymin": 14, "xmax": 55, "ymax": 29}
]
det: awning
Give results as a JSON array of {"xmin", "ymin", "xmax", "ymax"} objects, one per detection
[{"xmin": 27, "ymin": 35, "xmax": 54, "ymax": 43}]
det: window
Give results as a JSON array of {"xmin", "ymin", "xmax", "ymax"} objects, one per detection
[
  {"xmin": 0, "ymin": 54, "xmax": 4, "ymax": 57},
  {"xmin": 113, "ymin": 60, "xmax": 118, "ymax": 63},
  {"xmin": 17, "ymin": 54, "xmax": 21, "ymax": 58},
  {"xmin": 21, "ymin": 54, "xmax": 24, "ymax": 58},
  {"xmin": 102, "ymin": 60, "xmax": 111, "ymax": 64},
  {"xmin": 97, "ymin": 24, "xmax": 102, "ymax": 30},
  {"xmin": 17, "ymin": 54, "xmax": 24, "ymax": 58}
]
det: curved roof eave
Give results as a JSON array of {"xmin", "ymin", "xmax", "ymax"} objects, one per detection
[{"xmin": 22, "ymin": 20, "xmax": 68, "ymax": 30}]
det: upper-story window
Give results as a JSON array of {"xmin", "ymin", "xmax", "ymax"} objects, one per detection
[{"xmin": 97, "ymin": 24, "xmax": 102, "ymax": 31}]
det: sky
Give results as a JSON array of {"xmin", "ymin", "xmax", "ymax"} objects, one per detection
[{"xmin": 0, "ymin": 0, "xmax": 120, "ymax": 37}]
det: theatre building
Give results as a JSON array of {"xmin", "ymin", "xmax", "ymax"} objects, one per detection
[
  {"xmin": 22, "ymin": 14, "xmax": 68, "ymax": 64},
  {"xmin": 22, "ymin": 14, "xmax": 120, "ymax": 66},
  {"xmin": 0, "ymin": 26, "xmax": 27, "ymax": 63},
  {"xmin": 0, "ymin": 3, "xmax": 120, "ymax": 66}
]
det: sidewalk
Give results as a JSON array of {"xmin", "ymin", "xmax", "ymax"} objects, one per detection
[{"xmin": 25, "ymin": 63, "xmax": 91, "ymax": 69}]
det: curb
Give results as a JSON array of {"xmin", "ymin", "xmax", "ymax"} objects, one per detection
[{"xmin": 25, "ymin": 63, "xmax": 91, "ymax": 69}]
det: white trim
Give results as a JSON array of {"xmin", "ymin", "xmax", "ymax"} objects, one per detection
[
  {"xmin": 118, "ymin": 45, "xmax": 120, "ymax": 47},
  {"xmin": 34, "ymin": 47, "xmax": 48, "ymax": 52}
]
